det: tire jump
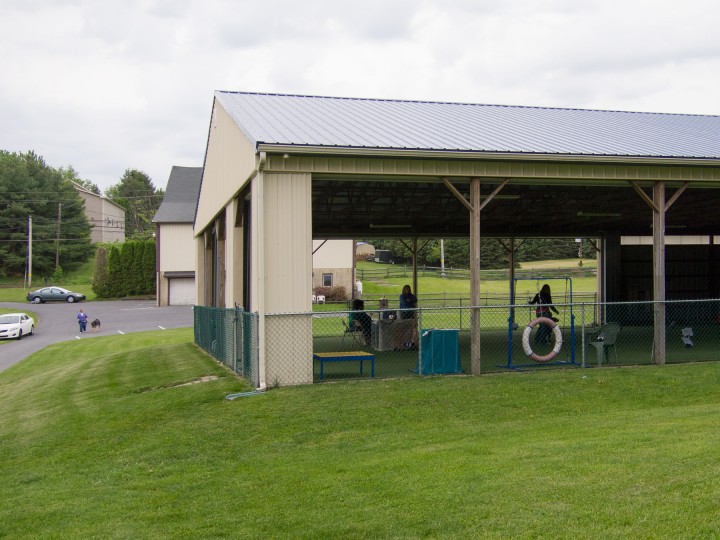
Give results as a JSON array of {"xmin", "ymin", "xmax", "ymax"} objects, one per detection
[{"xmin": 522, "ymin": 317, "xmax": 563, "ymax": 363}]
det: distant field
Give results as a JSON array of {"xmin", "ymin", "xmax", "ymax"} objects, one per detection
[{"xmin": 357, "ymin": 258, "xmax": 597, "ymax": 299}]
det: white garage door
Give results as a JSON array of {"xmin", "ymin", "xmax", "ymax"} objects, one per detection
[{"xmin": 169, "ymin": 278, "xmax": 196, "ymax": 305}]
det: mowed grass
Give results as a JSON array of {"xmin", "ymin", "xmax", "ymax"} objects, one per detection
[
  {"xmin": 359, "ymin": 258, "xmax": 598, "ymax": 299},
  {"xmin": 2, "ymin": 329, "xmax": 720, "ymax": 537},
  {"xmin": 0, "ymin": 256, "xmax": 97, "ymax": 302}
]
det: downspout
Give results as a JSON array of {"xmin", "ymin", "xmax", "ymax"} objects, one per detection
[{"xmin": 256, "ymin": 151, "xmax": 267, "ymax": 390}]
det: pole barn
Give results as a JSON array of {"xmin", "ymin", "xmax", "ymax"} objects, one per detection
[{"xmin": 194, "ymin": 92, "xmax": 720, "ymax": 387}]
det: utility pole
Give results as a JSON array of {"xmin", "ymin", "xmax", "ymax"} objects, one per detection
[
  {"xmin": 27, "ymin": 215, "xmax": 32, "ymax": 288},
  {"xmin": 55, "ymin": 202, "xmax": 62, "ymax": 268}
]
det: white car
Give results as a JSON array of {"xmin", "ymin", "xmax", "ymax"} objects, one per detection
[{"xmin": 0, "ymin": 313, "xmax": 35, "ymax": 340}]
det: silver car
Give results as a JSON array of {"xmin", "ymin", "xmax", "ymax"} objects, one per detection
[
  {"xmin": 26, "ymin": 287, "xmax": 86, "ymax": 304},
  {"xmin": 0, "ymin": 313, "xmax": 35, "ymax": 340}
]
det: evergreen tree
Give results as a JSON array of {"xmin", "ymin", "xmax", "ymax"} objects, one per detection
[
  {"xmin": 107, "ymin": 244, "xmax": 122, "ymax": 297},
  {"xmin": 120, "ymin": 241, "xmax": 136, "ymax": 295},
  {"xmin": 0, "ymin": 151, "xmax": 94, "ymax": 277},
  {"xmin": 105, "ymin": 169, "xmax": 164, "ymax": 238},
  {"xmin": 142, "ymin": 239, "xmax": 156, "ymax": 294},
  {"xmin": 92, "ymin": 246, "xmax": 110, "ymax": 297}
]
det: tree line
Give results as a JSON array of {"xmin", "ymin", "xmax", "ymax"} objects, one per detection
[
  {"xmin": 369, "ymin": 238, "xmax": 595, "ymax": 270},
  {"xmin": 0, "ymin": 150, "xmax": 164, "ymax": 279}
]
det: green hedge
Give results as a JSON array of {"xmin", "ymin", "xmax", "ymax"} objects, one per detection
[{"xmin": 93, "ymin": 239, "xmax": 156, "ymax": 298}]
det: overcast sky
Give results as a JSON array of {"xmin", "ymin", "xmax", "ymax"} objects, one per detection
[{"xmin": 2, "ymin": 0, "xmax": 719, "ymax": 192}]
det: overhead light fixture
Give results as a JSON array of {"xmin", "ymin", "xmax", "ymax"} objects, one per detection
[
  {"xmin": 369, "ymin": 224, "xmax": 412, "ymax": 229},
  {"xmin": 282, "ymin": 153, "xmax": 290, "ymax": 159},
  {"xmin": 576, "ymin": 211, "xmax": 622, "ymax": 218}
]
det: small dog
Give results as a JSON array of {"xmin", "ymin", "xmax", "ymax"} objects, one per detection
[{"xmin": 90, "ymin": 319, "xmax": 101, "ymax": 332}]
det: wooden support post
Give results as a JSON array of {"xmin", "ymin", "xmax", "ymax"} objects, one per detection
[
  {"xmin": 470, "ymin": 178, "xmax": 482, "ymax": 375},
  {"xmin": 653, "ymin": 181, "xmax": 666, "ymax": 365},
  {"xmin": 412, "ymin": 237, "xmax": 418, "ymax": 299}
]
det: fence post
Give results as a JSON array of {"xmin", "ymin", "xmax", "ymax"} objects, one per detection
[
  {"xmin": 417, "ymin": 308, "xmax": 423, "ymax": 376},
  {"xmin": 581, "ymin": 303, "xmax": 586, "ymax": 368},
  {"xmin": 232, "ymin": 307, "xmax": 238, "ymax": 373}
]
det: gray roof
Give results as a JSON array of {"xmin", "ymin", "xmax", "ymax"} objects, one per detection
[
  {"xmin": 152, "ymin": 166, "xmax": 203, "ymax": 223},
  {"xmin": 215, "ymin": 91, "xmax": 720, "ymax": 160}
]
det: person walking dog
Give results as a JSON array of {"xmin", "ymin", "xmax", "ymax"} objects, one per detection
[{"xmin": 77, "ymin": 309, "xmax": 88, "ymax": 333}]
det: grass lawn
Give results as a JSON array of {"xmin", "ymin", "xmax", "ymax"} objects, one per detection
[
  {"xmin": 2, "ymin": 329, "xmax": 720, "ymax": 537},
  {"xmin": 0, "ymin": 257, "xmax": 97, "ymax": 303},
  {"xmin": 358, "ymin": 259, "xmax": 598, "ymax": 299}
]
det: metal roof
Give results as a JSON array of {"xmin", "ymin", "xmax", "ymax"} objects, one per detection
[
  {"xmin": 215, "ymin": 91, "xmax": 720, "ymax": 160},
  {"xmin": 152, "ymin": 166, "xmax": 203, "ymax": 223}
]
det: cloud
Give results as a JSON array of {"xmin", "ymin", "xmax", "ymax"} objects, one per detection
[{"xmin": 0, "ymin": 0, "xmax": 719, "ymax": 192}]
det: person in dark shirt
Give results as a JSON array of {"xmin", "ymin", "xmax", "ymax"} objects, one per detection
[
  {"xmin": 399, "ymin": 285, "xmax": 417, "ymax": 320},
  {"xmin": 529, "ymin": 284, "xmax": 559, "ymax": 343},
  {"xmin": 349, "ymin": 299, "xmax": 372, "ymax": 344}
]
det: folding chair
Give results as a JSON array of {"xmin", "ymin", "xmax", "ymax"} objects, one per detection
[{"xmin": 341, "ymin": 319, "xmax": 366, "ymax": 348}]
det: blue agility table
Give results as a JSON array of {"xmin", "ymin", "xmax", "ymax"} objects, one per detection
[{"xmin": 313, "ymin": 351, "xmax": 375, "ymax": 380}]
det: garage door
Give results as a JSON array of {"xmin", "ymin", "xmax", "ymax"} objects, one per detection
[{"xmin": 169, "ymin": 278, "xmax": 196, "ymax": 305}]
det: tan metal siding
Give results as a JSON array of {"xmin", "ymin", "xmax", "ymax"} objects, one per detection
[
  {"xmin": 195, "ymin": 236, "xmax": 207, "ymax": 306},
  {"xmin": 312, "ymin": 239, "xmax": 353, "ymax": 268},
  {"xmin": 195, "ymin": 100, "xmax": 258, "ymax": 234},
  {"xmin": 159, "ymin": 224, "xmax": 195, "ymax": 271},
  {"xmin": 265, "ymin": 155, "xmax": 720, "ymax": 184},
  {"xmin": 263, "ymin": 172, "xmax": 312, "ymax": 313}
]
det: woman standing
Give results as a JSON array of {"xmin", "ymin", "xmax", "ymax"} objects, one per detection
[
  {"xmin": 529, "ymin": 284, "xmax": 559, "ymax": 344},
  {"xmin": 399, "ymin": 285, "xmax": 417, "ymax": 320},
  {"xmin": 396, "ymin": 285, "xmax": 418, "ymax": 350}
]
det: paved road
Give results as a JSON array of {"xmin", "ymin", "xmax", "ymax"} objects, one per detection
[{"xmin": 0, "ymin": 300, "xmax": 194, "ymax": 372}]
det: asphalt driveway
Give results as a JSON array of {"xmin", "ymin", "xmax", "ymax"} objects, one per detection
[{"xmin": 0, "ymin": 300, "xmax": 194, "ymax": 373}]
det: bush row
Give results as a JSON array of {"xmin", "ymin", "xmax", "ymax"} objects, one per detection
[
  {"xmin": 312, "ymin": 285, "xmax": 348, "ymax": 301},
  {"xmin": 93, "ymin": 240, "xmax": 156, "ymax": 298}
]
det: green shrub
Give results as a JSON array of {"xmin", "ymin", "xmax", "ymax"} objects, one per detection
[
  {"xmin": 51, "ymin": 265, "xmax": 64, "ymax": 284},
  {"xmin": 92, "ymin": 246, "xmax": 110, "ymax": 297}
]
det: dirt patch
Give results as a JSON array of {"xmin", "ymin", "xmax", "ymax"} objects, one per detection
[{"xmin": 175, "ymin": 375, "xmax": 219, "ymax": 387}]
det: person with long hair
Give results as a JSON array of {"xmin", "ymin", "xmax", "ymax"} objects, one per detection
[
  {"xmin": 529, "ymin": 284, "xmax": 559, "ymax": 344},
  {"xmin": 399, "ymin": 284, "xmax": 417, "ymax": 320},
  {"xmin": 396, "ymin": 285, "xmax": 418, "ymax": 350}
]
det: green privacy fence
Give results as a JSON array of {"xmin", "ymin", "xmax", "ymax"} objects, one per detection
[{"xmin": 193, "ymin": 306, "xmax": 259, "ymax": 387}]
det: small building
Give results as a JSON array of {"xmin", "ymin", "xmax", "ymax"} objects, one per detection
[
  {"xmin": 72, "ymin": 182, "xmax": 125, "ymax": 243},
  {"xmin": 152, "ymin": 166, "xmax": 203, "ymax": 306},
  {"xmin": 312, "ymin": 239, "xmax": 354, "ymax": 296}
]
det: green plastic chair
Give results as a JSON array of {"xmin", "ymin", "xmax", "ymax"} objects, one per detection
[{"xmin": 587, "ymin": 322, "xmax": 621, "ymax": 366}]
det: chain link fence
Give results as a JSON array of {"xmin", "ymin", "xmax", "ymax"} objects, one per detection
[
  {"xmin": 194, "ymin": 306, "xmax": 259, "ymax": 387},
  {"xmin": 286, "ymin": 298, "xmax": 720, "ymax": 383},
  {"xmin": 194, "ymin": 300, "xmax": 720, "ymax": 386}
]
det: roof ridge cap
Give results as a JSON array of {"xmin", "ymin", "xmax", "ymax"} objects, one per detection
[{"xmin": 214, "ymin": 90, "xmax": 720, "ymax": 119}]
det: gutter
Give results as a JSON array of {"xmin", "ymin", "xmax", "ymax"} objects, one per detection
[{"xmin": 257, "ymin": 144, "xmax": 720, "ymax": 168}]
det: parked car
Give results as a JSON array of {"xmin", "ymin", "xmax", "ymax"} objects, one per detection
[
  {"xmin": 26, "ymin": 287, "xmax": 86, "ymax": 304},
  {"xmin": 0, "ymin": 313, "xmax": 35, "ymax": 340}
]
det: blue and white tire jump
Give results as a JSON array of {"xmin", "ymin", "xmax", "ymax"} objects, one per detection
[{"xmin": 522, "ymin": 317, "xmax": 563, "ymax": 363}]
